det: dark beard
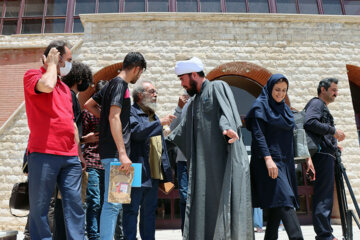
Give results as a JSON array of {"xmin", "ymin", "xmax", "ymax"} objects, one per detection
[{"xmin": 186, "ymin": 75, "xmax": 198, "ymax": 97}]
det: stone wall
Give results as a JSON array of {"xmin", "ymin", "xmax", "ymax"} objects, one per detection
[
  {"xmin": 77, "ymin": 12, "xmax": 360, "ymax": 212},
  {"xmin": 0, "ymin": 33, "xmax": 83, "ymax": 50},
  {"xmin": 0, "ymin": 104, "xmax": 29, "ymax": 230},
  {"xmin": 0, "ymin": 13, "xmax": 360, "ymax": 231}
]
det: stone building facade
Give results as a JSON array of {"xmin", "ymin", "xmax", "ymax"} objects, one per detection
[{"xmin": 0, "ymin": 13, "xmax": 360, "ymax": 231}]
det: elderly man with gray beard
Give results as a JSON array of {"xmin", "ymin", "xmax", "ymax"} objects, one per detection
[{"xmin": 122, "ymin": 80, "xmax": 175, "ymax": 240}]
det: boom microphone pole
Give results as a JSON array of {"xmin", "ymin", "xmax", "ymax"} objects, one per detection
[{"xmin": 334, "ymin": 149, "xmax": 360, "ymax": 240}]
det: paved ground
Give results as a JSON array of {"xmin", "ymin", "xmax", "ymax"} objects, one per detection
[
  {"xmin": 153, "ymin": 225, "xmax": 359, "ymax": 239},
  {"xmin": 13, "ymin": 224, "xmax": 360, "ymax": 239}
]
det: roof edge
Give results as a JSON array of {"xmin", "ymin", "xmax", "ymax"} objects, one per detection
[{"xmin": 80, "ymin": 12, "xmax": 360, "ymax": 24}]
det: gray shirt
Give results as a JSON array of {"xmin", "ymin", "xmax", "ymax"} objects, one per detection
[{"xmin": 170, "ymin": 101, "xmax": 191, "ymax": 162}]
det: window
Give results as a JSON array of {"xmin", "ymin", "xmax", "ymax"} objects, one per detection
[
  {"xmin": 249, "ymin": 0, "xmax": 269, "ymax": 13},
  {"xmin": 5, "ymin": 0, "xmax": 21, "ymax": 17},
  {"xmin": 22, "ymin": 0, "xmax": 44, "ymax": 35},
  {"xmin": 149, "ymin": 0, "xmax": 169, "ymax": 12},
  {"xmin": 276, "ymin": 0, "xmax": 297, "ymax": 13},
  {"xmin": 177, "ymin": 0, "xmax": 198, "ymax": 12},
  {"xmin": 1, "ymin": 0, "xmax": 20, "ymax": 35},
  {"xmin": 225, "ymin": 0, "xmax": 247, "ymax": 13},
  {"xmin": 47, "ymin": 0, "xmax": 68, "ymax": 16},
  {"xmin": 0, "ymin": 0, "xmax": 70, "ymax": 35},
  {"xmin": 322, "ymin": 0, "xmax": 343, "ymax": 15},
  {"xmin": 23, "ymin": 0, "xmax": 44, "ymax": 17},
  {"xmin": 45, "ymin": 19, "xmax": 65, "ymax": 33},
  {"xmin": 22, "ymin": 19, "xmax": 42, "ymax": 34},
  {"xmin": 75, "ymin": 0, "xmax": 96, "ymax": 15},
  {"xmin": 1, "ymin": 0, "xmax": 356, "ymax": 35},
  {"xmin": 73, "ymin": 18, "xmax": 84, "ymax": 32},
  {"xmin": 2, "ymin": 20, "xmax": 18, "ymax": 35},
  {"xmin": 99, "ymin": 0, "xmax": 120, "ymax": 13},
  {"xmin": 200, "ymin": 0, "xmax": 222, "ymax": 12},
  {"xmin": 298, "ymin": 0, "xmax": 318, "ymax": 14},
  {"xmin": 124, "ymin": 0, "xmax": 146, "ymax": 12},
  {"xmin": 344, "ymin": 0, "xmax": 360, "ymax": 15}
]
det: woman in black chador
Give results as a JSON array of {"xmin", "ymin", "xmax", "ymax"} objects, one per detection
[{"xmin": 245, "ymin": 74, "xmax": 315, "ymax": 240}]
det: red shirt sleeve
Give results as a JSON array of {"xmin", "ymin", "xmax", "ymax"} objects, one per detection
[{"xmin": 23, "ymin": 69, "xmax": 42, "ymax": 96}]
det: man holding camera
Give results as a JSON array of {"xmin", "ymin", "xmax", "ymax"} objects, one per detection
[{"xmin": 304, "ymin": 78, "xmax": 345, "ymax": 240}]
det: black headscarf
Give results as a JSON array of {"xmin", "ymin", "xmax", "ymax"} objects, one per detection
[{"xmin": 245, "ymin": 73, "xmax": 294, "ymax": 131}]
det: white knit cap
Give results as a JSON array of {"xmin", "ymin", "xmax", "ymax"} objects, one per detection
[{"xmin": 175, "ymin": 57, "xmax": 204, "ymax": 76}]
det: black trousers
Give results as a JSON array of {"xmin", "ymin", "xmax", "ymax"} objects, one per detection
[
  {"xmin": 53, "ymin": 195, "xmax": 66, "ymax": 240},
  {"xmin": 114, "ymin": 208, "xmax": 125, "ymax": 240},
  {"xmin": 264, "ymin": 207, "xmax": 303, "ymax": 240},
  {"xmin": 312, "ymin": 152, "xmax": 336, "ymax": 240}
]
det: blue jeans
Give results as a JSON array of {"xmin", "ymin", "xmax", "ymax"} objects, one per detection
[
  {"xmin": 28, "ymin": 152, "xmax": 85, "ymax": 240},
  {"xmin": 86, "ymin": 168, "xmax": 105, "ymax": 240},
  {"xmin": 123, "ymin": 179, "xmax": 159, "ymax": 240},
  {"xmin": 100, "ymin": 158, "xmax": 122, "ymax": 240},
  {"xmin": 253, "ymin": 208, "xmax": 263, "ymax": 228},
  {"xmin": 177, "ymin": 161, "xmax": 188, "ymax": 232}
]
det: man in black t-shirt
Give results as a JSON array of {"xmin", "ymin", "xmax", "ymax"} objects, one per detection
[
  {"xmin": 85, "ymin": 52, "xmax": 147, "ymax": 239},
  {"xmin": 92, "ymin": 77, "xmax": 132, "ymax": 159}
]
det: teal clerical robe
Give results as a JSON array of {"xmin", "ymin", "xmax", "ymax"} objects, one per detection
[{"xmin": 169, "ymin": 80, "xmax": 253, "ymax": 240}]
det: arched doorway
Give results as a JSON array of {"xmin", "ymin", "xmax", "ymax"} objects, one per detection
[
  {"xmin": 206, "ymin": 62, "xmax": 272, "ymax": 155},
  {"xmin": 346, "ymin": 64, "xmax": 360, "ymax": 144},
  {"xmin": 207, "ymin": 62, "xmax": 313, "ymax": 225},
  {"xmin": 78, "ymin": 62, "xmax": 123, "ymax": 108},
  {"xmin": 80, "ymin": 61, "xmax": 313, "ymax": 228}
]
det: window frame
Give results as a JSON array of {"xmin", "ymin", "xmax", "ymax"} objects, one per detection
[
  {"xmin": 0, "ymin": 0, "xmax": 74, "ymax": 35},
  {"xmin": 0, "ymin": 0, "xmax": 355, "ymax": 35}
]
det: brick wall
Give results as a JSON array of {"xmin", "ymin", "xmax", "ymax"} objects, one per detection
[{"xmin": 0, "ymin": 49, "xmax": 43, "ymax": 127}]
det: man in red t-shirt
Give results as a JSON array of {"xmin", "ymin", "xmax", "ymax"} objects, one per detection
[{"xmin": 24, "ymin": 40, "xmax": 85, "ymax": 240}]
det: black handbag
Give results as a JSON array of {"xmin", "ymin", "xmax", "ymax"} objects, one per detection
[{"xmin": 9, "ymin": 181, "xmax": 29, "ymax": 217}]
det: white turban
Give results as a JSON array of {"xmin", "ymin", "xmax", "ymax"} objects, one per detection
[{"xmin": 175, "ymin": 57, "xmax": 204, "ymax": 76}]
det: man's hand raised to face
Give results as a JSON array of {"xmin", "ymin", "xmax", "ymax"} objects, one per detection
[{"xmin": 42, "ymin": 47, "xmax": 60, "ymax": 68}]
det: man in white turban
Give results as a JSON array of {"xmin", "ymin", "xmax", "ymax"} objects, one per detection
[{"xmin": 169, "ymin": 57, "xmax": 253, "ymax": 240}]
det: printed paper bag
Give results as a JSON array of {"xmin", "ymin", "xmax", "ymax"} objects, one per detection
[{"xmin": 108, "ymin": 165, "xmax": 135, "ymax": 204}]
